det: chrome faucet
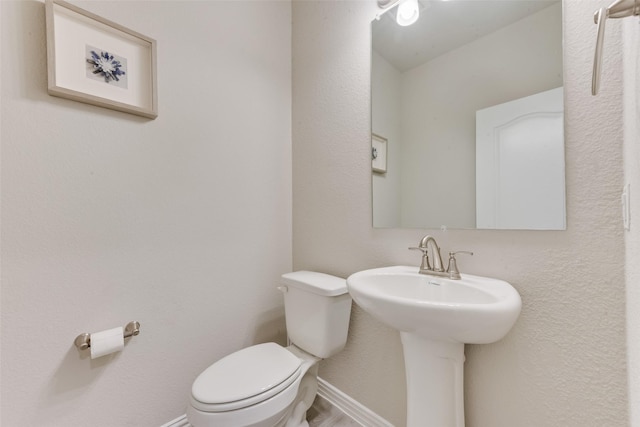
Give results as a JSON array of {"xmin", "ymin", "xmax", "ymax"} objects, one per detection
[
  {"xmin": 409, "ymin": 235, "xmax": 473, "ymax": 279},
  {"xmin": 409, "ymin": 235, "xmax": 444, "ymax": 275}
]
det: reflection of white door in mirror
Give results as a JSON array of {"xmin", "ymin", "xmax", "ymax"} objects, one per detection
[{"xmin": 476, "ymin": 87, "xmax": 565, "ymax": 230}]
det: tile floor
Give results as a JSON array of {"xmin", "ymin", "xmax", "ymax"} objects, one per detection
[{"xmin": 307, "ymin": 396, "xmax": 362, "ymax": 427}]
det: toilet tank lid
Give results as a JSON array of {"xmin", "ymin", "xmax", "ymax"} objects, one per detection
[{"xmin": 281, "ymin": 271, "xmax": 347, "ymax": 296}]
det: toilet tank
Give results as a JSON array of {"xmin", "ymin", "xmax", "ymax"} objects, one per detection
[{"xmin": 280, "ymin": 271, "xmax": 352, "ymax": 359}]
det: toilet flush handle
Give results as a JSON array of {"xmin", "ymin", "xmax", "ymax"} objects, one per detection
[{"xmin": 277, "ymin": 286, "xmax": 288, "ymax": 293}]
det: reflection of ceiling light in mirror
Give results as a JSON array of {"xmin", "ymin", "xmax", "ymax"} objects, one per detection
[{"xmin": 396, "ymin": 0, "xmax": 420, "ymax": 26}]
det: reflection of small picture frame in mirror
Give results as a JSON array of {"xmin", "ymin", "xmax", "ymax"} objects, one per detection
[{"xmin": 372, "ymin": 134, "xmax": 387, "ymax": 174}]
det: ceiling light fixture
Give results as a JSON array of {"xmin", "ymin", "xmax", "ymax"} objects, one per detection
[
  {"xmin": 396, "ymin": 0, "xmax": 420, "ymax": 26},
  {"xmin": 376, "ymin": 0, "xmax": 421, "ymax": 26}
]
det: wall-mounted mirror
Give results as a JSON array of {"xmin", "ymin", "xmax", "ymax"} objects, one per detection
[{"xmin": 372, "ymin": 0, "xmax": 565, "ymax": 230}]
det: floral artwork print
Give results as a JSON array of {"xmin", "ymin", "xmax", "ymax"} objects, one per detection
[{"xmin": 85, "ymin": 45, "xmax": 128, "ymax": 89}]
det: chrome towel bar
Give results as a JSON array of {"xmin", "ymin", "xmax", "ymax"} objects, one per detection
[{"xmin": 592, "ymin": 0, "xmax": 640, "ymax": 95}]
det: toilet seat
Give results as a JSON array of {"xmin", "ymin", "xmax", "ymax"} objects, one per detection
[{"xmin": 191, "ymin": 343, "xmax": 302, "ymax": 412}]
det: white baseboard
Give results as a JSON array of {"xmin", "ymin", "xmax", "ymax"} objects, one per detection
[
  {"xmin": 159, "ymin": 414, "xmax": 190, "ymax": 427},
  {"xmin": 316, "ymin": 377, "xmax": 394, "ymax": 427},
  {"xmin": 160, "ymin": 379, "xmax": 393, "ymax": 427}
]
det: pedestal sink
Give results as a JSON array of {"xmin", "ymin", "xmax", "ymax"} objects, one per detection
[{"xmin": 346, "ymin": 266, "xmax": 521, "ymax": 427}]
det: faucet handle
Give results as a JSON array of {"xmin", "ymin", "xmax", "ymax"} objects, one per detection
[
  {"xmin": 409, "ymin": 247, "xmax": 432, "ymax": 271},
  {"xmin": 446, "ymin": 251, "xmax": 473, "ymax": 280}
]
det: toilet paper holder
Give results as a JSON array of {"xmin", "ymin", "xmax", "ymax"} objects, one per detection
[{"xmin": 74, "ymin": 321, "xmax": 141, "ymax": 351}]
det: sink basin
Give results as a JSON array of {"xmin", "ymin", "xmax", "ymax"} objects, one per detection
[
  {"xmin": 347, "ymin": 265, "xmax": 522, "ymax": 427},
  {"xmin": 346, "ymin": 265, "xmax": 521, "ymax": 344}
]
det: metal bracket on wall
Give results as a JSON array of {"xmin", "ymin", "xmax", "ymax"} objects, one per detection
[{"xmin": 592, "ymin": 0, "xmax": 640, "ymax": 95}]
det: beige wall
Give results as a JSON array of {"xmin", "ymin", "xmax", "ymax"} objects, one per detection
[
  {"xmin": 623, "ymin": 15, "xmax": 640, "ymax": 427},
  {"xmin": 293, "ymin": 1, "xmax": 629, "ymax": 426},
  {"xmin": 1, "ymin": 1, "xmax": 291, "ymax": 425}
]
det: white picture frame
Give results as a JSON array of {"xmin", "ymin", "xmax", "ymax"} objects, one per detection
[
  {"xmin": 45, "ymin": 0, "xmax": 158, "ymax": 119},
  {"xmin": 372, "ymin": 133, "xmax": 388, "ymax": 174}
]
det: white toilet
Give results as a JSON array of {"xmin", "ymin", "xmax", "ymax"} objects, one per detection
[{"xmin": 186, "ymin": 271, "xmax": 352, "ymax": 427}]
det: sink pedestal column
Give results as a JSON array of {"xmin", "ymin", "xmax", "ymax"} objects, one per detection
[{"xmin": 400, "ymin": 332, "xmax": 465, "ymax": 427}]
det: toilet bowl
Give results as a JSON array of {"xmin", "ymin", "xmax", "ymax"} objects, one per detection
[
  {"xmin": 186, "ymin": 343, "xmax": 319, "ymax": 427},
  {"xmin": 186, "ymin": 271, "xmax": 352, "ymax": 427}
]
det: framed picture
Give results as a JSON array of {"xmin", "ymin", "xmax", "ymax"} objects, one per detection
[
  {"xmin": 45, "ymin": 0, "xmax": 158, "ymax": 119},
  {"xmin": 372, "ymin": 133, "xmax": 388, "ymax": 174}
]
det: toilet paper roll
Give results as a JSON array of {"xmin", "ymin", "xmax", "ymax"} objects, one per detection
[{"xmin": 90, "ymin": 327, "xmax": 124, "ymax": 359}]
